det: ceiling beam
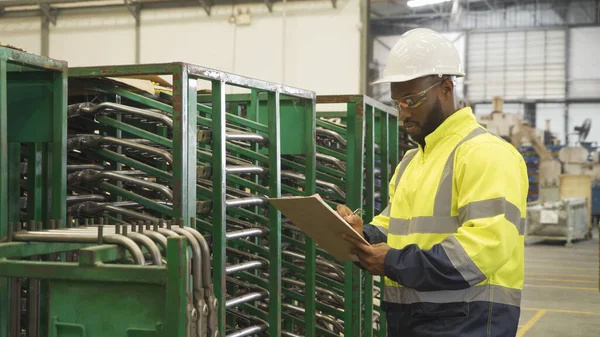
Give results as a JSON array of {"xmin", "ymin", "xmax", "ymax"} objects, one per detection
[
  {"xmin": 123, "ymin": 0, "xmax": 140, "ymax": 21},
  {"xmin": 39, "ymin": 3, "xmax": 56, "ymax": 25},
  {"xmin": 482, "ymin": 0, "xmax": 495, "ymax": 10},
  {"xmin": 197, "ymin": 0, "xmax": 212, "ymax": 15}
]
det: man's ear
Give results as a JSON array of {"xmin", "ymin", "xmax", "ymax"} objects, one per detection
[{"xmin": 440, "ymin": 79, "xmax": 454, "ymax": 101}]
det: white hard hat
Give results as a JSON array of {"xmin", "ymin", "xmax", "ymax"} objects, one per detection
[{"xmin": 372, "ymin": 28, "xmax": 464, "ymax": 85}]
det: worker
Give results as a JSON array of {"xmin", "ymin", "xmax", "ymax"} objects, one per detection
[{"xmin": 338, "ymin": 28, "xmax": 528, "ymax": 337}]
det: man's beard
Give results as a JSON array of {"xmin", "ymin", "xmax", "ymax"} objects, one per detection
[{"xmin": 413, "ymin": 98, "xmax": 445, "ymax": 148}]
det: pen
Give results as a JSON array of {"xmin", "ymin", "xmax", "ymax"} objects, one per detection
[{"xmin": 352, "ymin": 208, "xmax": 364, "ymax": 217}]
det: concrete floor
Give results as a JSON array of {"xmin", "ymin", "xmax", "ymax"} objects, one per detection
[{"xmin": 518, "ymin": 232, "xmax": 600, "ymax": 337}]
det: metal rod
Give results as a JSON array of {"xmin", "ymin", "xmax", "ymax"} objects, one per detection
[
  {"xmin": 67, "ymin": 169, "xmax": 174, "ymax": 201},
  {"xmin": 68, "ymin": 102, "xmax": 173, "ymax": 129},
  {"xmin": 11, "ymin": 231, "xmax": 145, "ymax": 264},
  {"xmin": 225, "ymin": 197, "xmax": 267, "ymax": 208},
  {"xmin": 226, "ymin": 324, "xmax": 268, "ymax": 337},
  {"xmin": 316, "ymin": 153, "xmax": 346, "ymax": 170},
  {"xmin": 225, "ymin": 260, "xmax": 267, "ymax": 275},
  {"xmin": 226, "ymin": 132, "xmax": 268, "ymax": 145},
  {"xmin": 225, "ymin": 292, "xmax": 268, "ymax": 309},
  {"xmin": 316, "ymin": 128, "xmax": 347, "ymax": 146},
  {"xmin": 225, "ymin": 228, "xmax": 268, "ymax": 241},
  {"xmin": 225, "ymin": 166, "xmax": 266, "ymax": 176},
  {"xmin": 168, "ymin": 227, "xmax": 204, "ymax": 289}
]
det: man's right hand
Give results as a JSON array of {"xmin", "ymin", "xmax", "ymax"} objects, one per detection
[{"xmin": 336, "ymin": 204, "xmax": 364, "ymax": 238}]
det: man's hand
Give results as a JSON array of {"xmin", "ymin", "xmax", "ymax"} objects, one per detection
[
  {"xmin": 336, "ymin": 204, "xmax": 364, "ymax": 238},
  {"xmin": 343, "ymin": 234, "xmax": 391, "ymax": 276}
]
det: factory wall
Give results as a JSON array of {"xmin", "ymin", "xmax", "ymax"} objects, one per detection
[{"xmin": 0, "ymin": 0, "xmax": 361, "ymax": 95}]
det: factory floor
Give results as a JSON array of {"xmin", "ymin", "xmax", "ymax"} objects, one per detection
[{"xmin": 518, "ymin": 231, "xmax": 600, "ymax": 337}]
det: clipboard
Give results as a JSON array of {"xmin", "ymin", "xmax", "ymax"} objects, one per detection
[{"xmin": 268, "ymin": 194, "xmax": 370, "ymax": 262}]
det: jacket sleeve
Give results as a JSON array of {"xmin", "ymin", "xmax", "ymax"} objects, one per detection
[{"xmin": 383, "ymin": 142, "xmax": 527, "ymax": 291}]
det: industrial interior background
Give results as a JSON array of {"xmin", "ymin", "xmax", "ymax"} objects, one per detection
[{"xmin": 0, "ymin": 0, "xmax": 599, "ymax": 337}]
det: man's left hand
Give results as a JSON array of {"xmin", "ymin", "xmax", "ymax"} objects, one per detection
[{"xmin": 343, "ymin": 234, "xmax": 392, "ymax": 275}]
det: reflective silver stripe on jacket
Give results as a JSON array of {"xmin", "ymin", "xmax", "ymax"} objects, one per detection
[
  {"xmin": 394, "ymin": 149, "xmax": 419, "ymax": 190},
  {"xmin": 383, "ymin": 283, "xmax": 521, "ymax": 307},
  {"xmin": 441, "ymin": 235, "xmax": 486, "ymax": 285},
  {"xmin": 388, "ymin": 197, "xmax": 525, "ymax": 235},
  {"xmin": 433, "ymin": 128, "xmax": 487, "ymax": 216}
]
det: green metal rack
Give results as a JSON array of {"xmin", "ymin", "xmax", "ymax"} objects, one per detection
[
  {"xmin": 312, "ymin": 95, "xmax": 414, "ymax": 337},
  {"xmin": 0, "ymin": 46, "xmax": 68, "ymax": 337},
  {"xmin": 64, "ymin": 63, "xmax": 317, "ymax": 337},
  {"xmin": 0, "ymin": 51, "xmax": 412, "ymax": 337}
]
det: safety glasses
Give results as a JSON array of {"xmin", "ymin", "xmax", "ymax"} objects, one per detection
[{"xmin": 391, "ymin": 81, "xmax": 442, "ymax": 110}]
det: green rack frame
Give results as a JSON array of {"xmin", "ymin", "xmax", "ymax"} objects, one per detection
[
  {"xmin": 315, "ymin": 94, "xmax": 412, "ymax": 337},
  {"xmin": 0, "ymin": 46, "xmax": 68, "ymax": 337},
  {"xmin": 67, "ymin": 63, "xmax": 317, "ymax": 337}
]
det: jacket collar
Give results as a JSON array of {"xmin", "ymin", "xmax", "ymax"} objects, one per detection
[{"xmin": 418, "ymin": 106, "xmax": 478, "ymax": 154}]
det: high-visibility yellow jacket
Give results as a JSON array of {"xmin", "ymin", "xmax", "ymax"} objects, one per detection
[{"xmin": 363, "ymin": 107, "xmax": 528, "ymax": 337}]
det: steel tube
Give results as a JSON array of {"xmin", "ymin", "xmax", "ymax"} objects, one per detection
[
  {"xmin": 67, "ymin": 164, "xmax": 106, "ymax": 172},
  {"xmin": 226, "ymin": 132, "xmax": 267, "ymax": 144},
  {"xmin": 67, "ymin": 202, "xmax": 159, "ymax": 223},
  {"xmin": 225, "ymin": 292, "xmax": 268, "ymax": 309},
  {"xmin": 70, "ymin": 102, "xmax": 174, "ymax": 129},
  {"xmin": 11, "ymin": 231, "xmax": 145, "ymax": 265},
  {"xmin": 225, "ymin": 166, "xmax": 265, "ymax": 176},
  {"xmin": 66, "ymin": 194, "xmax": 106, "ymax": 204},
  {"xmin": 281, "ymin": 171, "xmax": 346, "ymax": 199},
  {"xmin": 68, "ymin": 170, "xmax": 174, "ymax": 201},
  {"xmin": 126, "ymin": 232, "xmax": 162, "ymax": 266},
  {"xmin": 281, "ymin": 331, "xmax": 303, "ymax": 337},
  {"xmin": 281, "ymin": 303, "xmax": 344, "ymax": 333},
  {"xmin": 316, "ymin": 128, "xmax": 347, "ymax": 146},
  {"xmin": 226, "ymin": 324, "xmax": 268, "ymax": 337},
  {"xmin": 68, "ymin": 135, "xmax": 173, "ymax": 164},
  {"xmin": 282, "ymin": 277, "xmax": 344, "ymax": 306},
  {"xmin": 283, "ymin": 250, "xmax": 344, "ymax": 281},
  {"xmin": 102, "ymin": 137, "xmax": 173, "ymax": 164},
  {"xmin": 225, "ymin": 228, "xmax": 268, "ymax": 241},
  {"xmin": 180, "ymin": 225, "xmax": 218, "ymax": 337},
  {"xmin": 141, "ymin": 231, "xmax": 168, "ymax": 255},
  {"xmin": 169, "ymin": 227, "xmax": 204, "ymax": 289},
  {"xmin": 182, "ymin": 226, "xmax": 212, "ymax": 285},
  {"xmin": 225, "ymin": 197, "xmax": 267, "ymax": 208},
  {"xmin": 316, "ymin": 153, "xmax": 346, "ymax": 170},
  {"xmin": 225, "ymin": 260, "xmax": 267, "ymax": 275}
]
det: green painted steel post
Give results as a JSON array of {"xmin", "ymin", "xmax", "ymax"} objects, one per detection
[
  {"xmin": 165, "ymin": 236, "xmax": 189, "ymax": 337},
  {"xmin": 378, "ymin": 112, "xmax": 398, "ymax": 337},
  {"xmin": 52, "ymin": 70, "xmax": 67, "ymax": 227},
  {"xmin": 364, "ymin": 104, "xmax": 375, "ymax": 337},
  {"xmin": 0, "ymin": 58, "xmax": 9, "ymax": 337},
  {"xmin": 379, "ymin": 111, "xmax": 390, "ymax": 208},
  {"xmin": 211, "ymin": 80, "xmax": 227, "ymax": 336},
  {"xmin": 389, "ymin": 115, "xmax": 399, "ymax": 169},
  {"xmin": 267, "ymin": 91, "xmax": 282, "ymax": 337},
  {"xmin": 172, "ymin": 64, "xmax": 198, "ymax": 228},
  {"xmin": 344, "ymin": 101, "xmax": 365, "ymax": 337},
  {"xmin": 304, "ymin": 98, "xmax": 317, "ymax": 337}
]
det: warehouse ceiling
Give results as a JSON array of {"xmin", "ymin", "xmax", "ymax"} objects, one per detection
[
  {"xmin": 371, "ymin": 0, "xmax": 600, "ymax": 35},
  {"xmin": 0, "ymin": 0, "xmax": 330, "ymax": 19}
]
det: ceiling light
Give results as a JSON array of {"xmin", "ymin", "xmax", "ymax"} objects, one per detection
[{"xmin": 407, "ymin": 0, "xmax": 451, "ymax": 8}]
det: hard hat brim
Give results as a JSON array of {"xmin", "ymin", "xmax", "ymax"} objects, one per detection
[{"xmin": 371, "ymin": 72, "xmax": 465, "ymax": 86}]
